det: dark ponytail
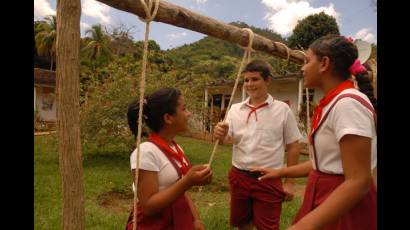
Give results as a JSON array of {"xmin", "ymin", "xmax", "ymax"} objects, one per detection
[
  {"xmin": 127, "ymin": 97, "xmax": 149, "ymax": 137},
  {"xmin": 127, "ymin": 88, "xmax": 181, "ymax": 137},
  {"xmin": 355, "ymin": 71, "xmax": 377, "ymax": 112},
  {"xmin": 309, "ymin": 34, "xmax": 377, "ymax": 111}
]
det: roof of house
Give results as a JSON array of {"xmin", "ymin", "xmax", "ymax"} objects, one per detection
[
  {"xmin": 206, "ymin": 72, "xmax": 302, "ymax": 87},
  {"xmin": 34, "ymin": 68, "xmax": 56, "ymax": 87}
]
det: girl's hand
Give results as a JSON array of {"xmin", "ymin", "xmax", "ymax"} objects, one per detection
[
  {"xmin": 185, "ymin": 164, "xmax": 212, "ymax": 186},
  {"xmin": 283, "ymin": 180, "xmax": 295, "ymax": 201},
  {"xmin": 250, "ymin": 167, "xmax": 283, "ymax": 181}
]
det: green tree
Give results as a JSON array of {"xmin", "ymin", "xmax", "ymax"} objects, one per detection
[
  {"xmin": 35, "ymin": 15, "xmax": 57, "ymax": 70},
  {"xmin": 82, "ymin": 24, "xmax": 112, "ymax": 68},
  {"xmin": 287, "ymin": 12, "xmax": 340, "ymax": 49}
]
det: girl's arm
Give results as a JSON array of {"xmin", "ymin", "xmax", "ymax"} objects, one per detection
[{"xmin": 251, "ymin": 160, "xmax": 313, "ymax": 180}]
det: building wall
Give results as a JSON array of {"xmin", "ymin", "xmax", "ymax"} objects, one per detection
[
  {"xmin": 269, "ymin": 80, "xmax": 300, "ymax": 116},
  {"xmin": 35, "ymin": 86, "xmax": 57, "ymax": 122}
]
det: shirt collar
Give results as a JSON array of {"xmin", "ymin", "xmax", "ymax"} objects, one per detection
[{"xmin": 240, "ymin": 94, "xmax": 274, "ymax": 109}]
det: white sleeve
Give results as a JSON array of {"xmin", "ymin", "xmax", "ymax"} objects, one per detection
[
  {"xmin": 283, "ymin": 107, "xmax": 302, "ymax": 144},
  {"xmin": 330, "ymin": 98, "xmax": 375, "ymax": 142},
  {"xmin": 130, "ymin": 143, "xmax": 161, "ymax": 171}
]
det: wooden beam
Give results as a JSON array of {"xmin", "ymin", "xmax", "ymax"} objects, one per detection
[{"xmin": 96, "ymin": 0, "xmax": 306, "ymax": 65}]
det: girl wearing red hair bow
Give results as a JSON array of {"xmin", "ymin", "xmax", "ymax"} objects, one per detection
[{"xmin": 252, "ymin": 35, "xmax": 377, "ymax": 230}]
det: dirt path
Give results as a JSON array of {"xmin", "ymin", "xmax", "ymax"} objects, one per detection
[{"xmin": 34, "ymin": 131, "xmax": 56, "ymax": 136}]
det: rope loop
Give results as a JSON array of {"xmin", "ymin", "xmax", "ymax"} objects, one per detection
[
  {"xmin": 274, "ymin": 41, "xmax": 290, "ymax": 61},
  {"xmin": 138, "ymin": 0, "xmax": 160, "ymax": 23}
]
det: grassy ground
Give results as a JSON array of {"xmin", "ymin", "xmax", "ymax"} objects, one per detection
[{"xmin": 34, "ymin": 134, "xmax": 308, "ymax": 229}]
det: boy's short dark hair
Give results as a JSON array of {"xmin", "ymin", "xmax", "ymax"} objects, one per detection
[{"xmin": 242, "ymin": 59, "xmax": 273, "ymax": 80}]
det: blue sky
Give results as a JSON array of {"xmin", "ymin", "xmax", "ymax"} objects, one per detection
[{"xmin": 34, "ymin": 0, "xmax": 377, "ymax": 50}]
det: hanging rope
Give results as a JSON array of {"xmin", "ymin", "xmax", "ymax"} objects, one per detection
[
  {"xmin": 133, "ymin": 0, "xmax": 159, "ymax": 230},
  {"xmin": 207, "ymin": 28, "xmax": 254, "ymax": 166},
  {"xmin": 291, "ymin": 48, "xmax": 309, "ymax": 136},
  {"xmin": 274, "ymin": 41, "xmax": 290, "ymax": 61},
  {"xmin": 293, "ymin": 49, "xmax": 306, "ymax": 58},
  {"xmin": 273, "ymin": 42, "xmax": 291, "ymax": 75}
]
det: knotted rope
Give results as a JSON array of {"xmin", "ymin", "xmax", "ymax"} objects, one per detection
[{"xmin": 133, "ymin": 0, "xmax": 159, "ymax": 229}]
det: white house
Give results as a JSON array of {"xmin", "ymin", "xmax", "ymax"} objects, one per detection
[{"xmin": 34, "ymin": 68, "xmax": 56, "ymax": 123}]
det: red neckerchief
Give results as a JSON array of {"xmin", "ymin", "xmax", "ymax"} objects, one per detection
[
  {"xmin": 148, "ymin": 133, "xmax": 191, "ymax": 175},
  {"xmin": 245, "ymin": 102, "xmax": 269, "ymax": 124},
  {"xmin": 309, "ymin": 80, "xmax": 355, "ymax": 143}
]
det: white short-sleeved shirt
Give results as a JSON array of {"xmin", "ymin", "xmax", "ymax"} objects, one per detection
[
  {"xmin": 130, "ymin": 142, "xmax": 186, "ymax": 191},
  {"xmin": 226, "ymin": 94, "xmax": 302, "ymax": 170},
  {"xmin": 310, "ymin": 88, "xmax": 377, "ymax": 174}
]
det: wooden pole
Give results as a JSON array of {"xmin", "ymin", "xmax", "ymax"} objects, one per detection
[
  {"xmin": 95, "ymin": 0, "xmax": 305, "ymax": 65},
  {"xmin": 56, "ymin": 0, "xmax": 85, "ymax": 229}
]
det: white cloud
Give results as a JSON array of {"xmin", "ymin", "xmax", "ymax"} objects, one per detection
[
  {"xmin": 354, "ymin": 28, "xmax": 376, "ymax": 43},
  {"xmin": 261, "ymin": 0, "xmax": 340, "ymax": 37},
  {"xmin": 190, "ymin": 0, "xmax": 207, "ymax": 4},
  {"xmin": 34, "ymin": 0, "xmax": 56, "ymax": 19},
  {"xmin": 81, "ymin": 22, "xmax": 91, "ymax": 30},
  {"xmin": 82, "ymin": 0, "xmax": 112, "ymax": 25},
  {"xmin": 168, "ymin": 32, "xmax": 188, "ymax": 40}
]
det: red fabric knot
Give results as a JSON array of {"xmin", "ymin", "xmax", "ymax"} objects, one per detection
[
  {"xmin": 245, "ymin": 102, "xmax": 269, "ymax": 124},
  {"xmin": 148, "ymin": 132, "xmax": 191, "ymax": 175}
]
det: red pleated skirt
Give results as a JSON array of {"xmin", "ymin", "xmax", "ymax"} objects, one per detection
[
  {"xmin": 126, "ymin": 193, "xmax": 194, "ymax": 230},
  {"xmin": 293, "ymin": 170, "xmax": 377, "ymax": 230}
]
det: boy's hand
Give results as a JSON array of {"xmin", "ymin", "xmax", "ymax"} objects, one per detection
[{"xmin": 213, "ymin": 122, "xmax": 229, "ymax": 140}]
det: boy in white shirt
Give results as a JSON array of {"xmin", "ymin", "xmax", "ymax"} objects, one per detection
[{"xmin": 214, "ymin": 60, "xmax": 302, "ymax": 230}]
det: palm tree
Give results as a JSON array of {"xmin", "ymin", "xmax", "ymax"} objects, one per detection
[
  {"xmin": 35, "ymin": 15, "xmax": 57, "ymax": 70},
  {"xmin": 82, "ymin": 24, "xmax": 112, "ymax": 68}
]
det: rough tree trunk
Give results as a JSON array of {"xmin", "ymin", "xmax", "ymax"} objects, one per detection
[
  {"xmin": 56, "ymin": 0, "xmax": 85, "ymax": 229},
  {"xmin": 95, "ymin": 0, "xmax": 305, "ymax": 65}
]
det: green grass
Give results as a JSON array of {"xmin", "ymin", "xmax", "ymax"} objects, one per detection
[{"xmin": 35, "ymin": 135, "xmax": 308, "ymax": 229}]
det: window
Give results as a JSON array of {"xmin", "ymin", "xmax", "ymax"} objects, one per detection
[
  {"xmin": 42, "ymin": 94, "xmax": 54, "ymax": 111},
  {"xmin": 302, "ymin": 88, "xmax": 315, "ymax": 104}
]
